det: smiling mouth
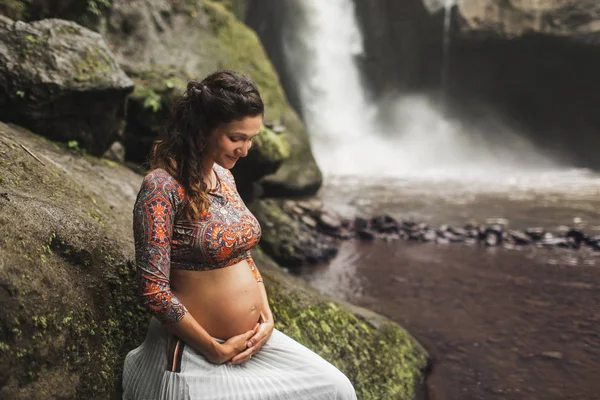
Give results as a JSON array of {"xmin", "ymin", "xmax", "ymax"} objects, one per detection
[{"xmin": 227, "ymin": 156, "xmax": 239, "ymax": 162}]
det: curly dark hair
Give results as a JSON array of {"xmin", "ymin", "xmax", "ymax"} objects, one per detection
[{"xmin": 151, "ymin": 70, "xmax": 264, "ymax": 219}]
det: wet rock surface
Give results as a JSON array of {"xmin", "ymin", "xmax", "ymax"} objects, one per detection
[{"xmin": 251, "ymin": 198, "xmax": 347, "ymax": 268}]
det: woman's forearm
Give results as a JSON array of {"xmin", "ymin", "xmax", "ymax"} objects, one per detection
[{"xmin": 168, "ymin": 313, "xmax": 221, "ymax": 360}]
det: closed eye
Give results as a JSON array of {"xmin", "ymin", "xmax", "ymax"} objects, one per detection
[{"xmin": 230, "ymin": 136, "xmax": 254, "ymax": 143}]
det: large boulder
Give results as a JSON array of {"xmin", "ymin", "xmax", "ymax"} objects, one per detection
[
  {"xmin": 0, "ymin": 16, "xmax": 133, "ymax": 156},
  {"xmin": 0, "ymin": 0, "xmax": 111, "ymax": 30},
  {"xmin": 100, "ymin": 0, "xmax": 322, "ymax": 196},
  {"xmin": 250, "ymin": 199, "xmax": 340, "ymax": 267},
  {"xmin": 0, "ymin": 122, "xmax": 427, "ymax": 399},
  {"xmin": 232, "ymin": 124, "xmax": 291, "ymax": 201}
]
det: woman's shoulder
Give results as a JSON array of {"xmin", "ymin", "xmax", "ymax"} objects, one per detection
[{"xmin": 139, "ymin": 168, "xmax": 185, "ymax": 201}]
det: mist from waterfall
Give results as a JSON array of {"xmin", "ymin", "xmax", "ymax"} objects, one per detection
[{"xmin": 283, "ymin": 0, "xmax": 565, "ymax": 183}]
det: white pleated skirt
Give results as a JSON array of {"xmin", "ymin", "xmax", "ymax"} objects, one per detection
[{"xmin": 122, "ymin": 318, "xmax": 357, "ymax": 400}]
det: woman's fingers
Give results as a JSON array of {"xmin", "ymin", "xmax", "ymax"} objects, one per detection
[
  {"xmin": 228, "ymin": 346, "xmax": 254, "ymax": 364},
  {"xmin": 227, "ymin": 354, "xmax": 252, "ymax": 366},
  {"xmin": 247, "ymin": 323, "xmax": 269, "ymax": 347}
]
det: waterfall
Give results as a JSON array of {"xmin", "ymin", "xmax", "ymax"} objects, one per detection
[
  {"xmin": 282, "ymin": 0, "xmax": 557, "ymax": 180},
  {"xmin": 440, "ymin": 0, "xmax": 454, "ymax": 104},
  {"xmin": 282, "ymin": 0, "xmax": 380, "ymax": 176}
]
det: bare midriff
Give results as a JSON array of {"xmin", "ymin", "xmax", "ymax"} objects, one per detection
[{"xmin": 171, "ymin": 260, "xmax": 264, "ymax": 341}]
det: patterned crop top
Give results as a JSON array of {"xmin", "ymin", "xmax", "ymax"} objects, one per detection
[{"xmin": 133, "ymin": 164, "xmax": 262, "ymax": 326}]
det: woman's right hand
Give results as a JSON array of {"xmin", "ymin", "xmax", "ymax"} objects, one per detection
[{"xmin": 206, "ymin": 323, "xmax": 259, "ymax": 364}]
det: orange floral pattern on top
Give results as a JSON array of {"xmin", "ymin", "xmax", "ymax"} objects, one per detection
[{"xmin": 133, "ymin": 165, "xmax": 262, "ymax": 327}]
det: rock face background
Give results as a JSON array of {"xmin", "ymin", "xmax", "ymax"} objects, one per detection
[{"xmin": 355, "ymin": 0, "xmax": 600, "ymax": 169}]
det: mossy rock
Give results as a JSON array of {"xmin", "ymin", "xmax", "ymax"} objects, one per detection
[
  {"xmin": 232, "ymin": 124, "xmax": 290, "ymax": 200},
  {"xmin": 0, "ymin": 16, "xmax": 133, "ymax": 156},
  {"xmin": 0, "ymin": 0, "xmax": 112, "ymax": 30},
  {"xmin": 102, "ymin": 0, "xmax": 322, "ymax": 195},
  {"xmin": 0, "ymin": 122, "xmax": 146, "ymax": 399},
  {"xmin": 250, "ymin": 198, "xmax": 340, "ymax": 267},
  {"xmin": 122, "ymin": 64, "xmax": 190, "ymax": 164},
  {"xmin": 0, "ymin": 121, "xmax": 427, "ymax": 398},
  {"xmin": 210, "ymin": 0, "xmax": 248, "ymax": 20}
]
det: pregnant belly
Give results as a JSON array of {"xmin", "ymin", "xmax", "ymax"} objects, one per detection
[{"xmin": 171, "ymin": 261, "xmax": 264, "ymax": 340}]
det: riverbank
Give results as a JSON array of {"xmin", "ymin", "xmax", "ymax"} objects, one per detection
[{"xmin": 301, "ymin": 240, "xmax": 600, "ymax": 400}]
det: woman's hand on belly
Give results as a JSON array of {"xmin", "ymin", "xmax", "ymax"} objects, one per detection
[
  {"xmin": 209, "ymin": 322, "xmax": 259, "ymax": 364},
  {"xmin": 227, "ymin": 312, "xmax": 274, "ymax": 365}
]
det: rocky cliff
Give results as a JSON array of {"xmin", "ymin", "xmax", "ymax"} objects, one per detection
[{"xmin": 351, "ymin": 0, "xmax": 600, "ymax": 169}]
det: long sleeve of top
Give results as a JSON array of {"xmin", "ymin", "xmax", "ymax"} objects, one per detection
[{"xmin": 133, "ymin": 170, "xmax": 188, "ymax": 327}]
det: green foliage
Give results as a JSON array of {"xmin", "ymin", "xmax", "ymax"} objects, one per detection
[
  {"xmin": 67, "ymin": 140, "xmax": 80, "ymax": 151},
  {"xmin": 142, "ymin": 90, "xmax": 162, "ymax": 113},
  {"xmin": 0, "ymin": 0, "xmax": 28, "ymax": 20},
  {"xmin": 86, "ymin": 0, "xmax": 110, "ymax": 17}
]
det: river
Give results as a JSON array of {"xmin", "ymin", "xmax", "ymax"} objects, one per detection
[{"xmin": 298, "ymin": 174, "xmax": 600, "ymax": 399}]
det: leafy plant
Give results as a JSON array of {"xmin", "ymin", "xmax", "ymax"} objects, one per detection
[{"xmin": 142, "ymin": 91, "xmax": 162, "ymax": 113}]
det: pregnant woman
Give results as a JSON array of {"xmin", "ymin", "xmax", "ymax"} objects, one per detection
[{"xmin": 122, "ymin": 71, "xmax": 357, "ymax": 399}]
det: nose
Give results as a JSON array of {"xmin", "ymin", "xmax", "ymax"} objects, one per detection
[{"xmin": 237, "ymin": 142, "xmax": 250, "ymax": 158}]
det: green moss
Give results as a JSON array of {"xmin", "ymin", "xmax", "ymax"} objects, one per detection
[
  {"xmin": 56, "ymin": 25, "xmax": 82, "ymax": 36},
  {"xmin": 211, "ymin": 0, "xmax": 247, "ymax": 19},
  {"xmin": 73, "ymin": 49, "xmax": 111, "ymax": 83},
  {"xmin": 202, "ymin": 0, "xmax": 289, "ymax": 122},
  {"xmin": 0, "ymin": 0, "xmax": 28, "ymax": 20},
  {"xmin": 0, "ymin": 224, "xmax": 147, "ymax": 397},
  {"xmin": 13, "ymin": 30, "xmax": 47, "ymax": 62},
  {"xmin": 252, "ymin": 125, "xmax": 290, "ymax": 163}
]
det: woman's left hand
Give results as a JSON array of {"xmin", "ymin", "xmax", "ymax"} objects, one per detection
[{"xmin": 227, "ymin": 317, "xmax": 274, "ymax": 366}]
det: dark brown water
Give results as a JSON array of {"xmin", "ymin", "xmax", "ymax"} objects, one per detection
[
  {"xmin": 301, "ymin": 241, "xmax": 600, "ymax": 400},
  {"xmin": 301, "ymin": 173, "xmax": 600, "ymax": 400}
]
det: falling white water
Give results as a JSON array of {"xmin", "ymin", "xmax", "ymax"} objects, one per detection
[
  {"xmin": 282, "ymin": 0, "xmax": 379, "ymax": 175},
  {"xmin": 281, "ymin": 0, "xmax": 593, "ymax": 185},
  {"xmin": 421, "ymin": 0, "xmax": 453, "ymax": 14},
  {"xmin": 440, "ymin": 0, "xmax": 454, "ymax": 99}
]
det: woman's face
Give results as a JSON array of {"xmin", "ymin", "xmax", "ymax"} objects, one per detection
[{"xmin": 205, "ymin": 114, "xmax": 263, "ymax": 169}]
